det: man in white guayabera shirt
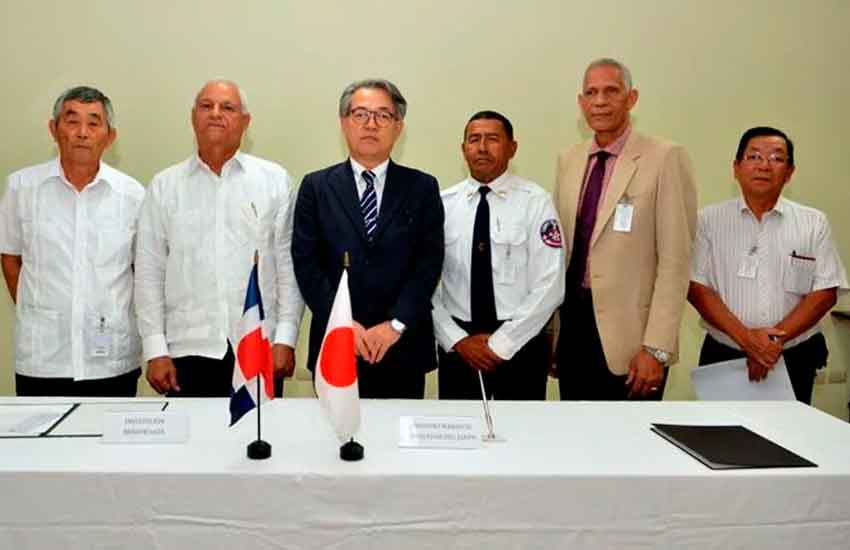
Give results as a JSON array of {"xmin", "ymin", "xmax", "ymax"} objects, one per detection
[
  {"xmin": 688, "ymin": 126, "xmax": 848, "ymax": 404},
  {"xmin": 134, "ymin": 80, "xmax": 304, "ymax": 397},
  {"xmin": 0, "ymin": 86, "xmax": 145, "ymax": 396}
]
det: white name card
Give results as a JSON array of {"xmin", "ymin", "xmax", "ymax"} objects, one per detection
[
  {"xmin": 399, "ymin": 415, "xmax": 482, "ymax": 449},
  {"xmin": 101, "ymin": 412, "xmax": 189, "ymax": 444}
]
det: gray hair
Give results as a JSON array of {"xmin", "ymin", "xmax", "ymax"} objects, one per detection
[
  {"xmin": 52, "ymin": 86, "xmax": 115, "ymax": 128},
  {"xmin": 194, "ymin": 79, "xmax": 250, "ymax": 114},
  {"xmin": 338, "ymin": 78, "xmax": 407, "ymax": 120},
  {"xmin": 583, "ymin": 58, "xmax": 634, "ymax": 90}
]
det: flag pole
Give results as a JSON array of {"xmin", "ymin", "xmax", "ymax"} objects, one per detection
[
  {"xmin": 256, "ymin": 361, "xmax": 262, "ymax": 439},
  {"xmin": 339, "ymin": 251, "xmax": 364, "ymax": 462},
  {"xmin": 248, "ymin": 247, "xmax": 272, "ymax": 460}
]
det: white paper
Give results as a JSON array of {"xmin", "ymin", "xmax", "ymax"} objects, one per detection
[
  {"xmin": 691, "ymin": 357, "xmax": 796, "ymax": 401},
  {"xmin": 0, "ymin": 404, "xmax": 74, "ymax": 437}
]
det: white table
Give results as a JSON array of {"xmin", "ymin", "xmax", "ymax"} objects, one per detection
[{"xmin": 1, "ymin": 398, "xmax": 849, "ymax": 549}]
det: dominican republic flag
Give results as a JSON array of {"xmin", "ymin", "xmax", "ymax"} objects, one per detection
[
  {"xmin": 229, "ymin": 263, "xmax": 275, "ymax": 426},
  {"xmin": 315, "ymin": 269, "xmax": 360, "ymax": 442}
]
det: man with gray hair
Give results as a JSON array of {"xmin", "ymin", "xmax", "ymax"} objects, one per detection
[
  {"xmin": 0, "ymin": 86, "xmax": 145, "ymax": 396},
  {"xmin": 553, "ymin": 58, "xmax": 698, "ymax": 400},
  {"xmin": 292, "ymin": 78, "xmax": 444, "ymax": 398},
  {"xmin": 135, "ymin": 80, "xmax": 304, "ymax": 397}
]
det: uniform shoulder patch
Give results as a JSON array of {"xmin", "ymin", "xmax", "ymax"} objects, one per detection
[{"xmin": 540, "ymin": 219, "xmax": 562, "ymax": 248}]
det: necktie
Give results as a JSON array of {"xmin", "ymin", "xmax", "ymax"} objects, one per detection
[
  {"xmin": 360, "ymin": 170, "xmax": 378, "ymax": 242},
  {"xmin": 566, "ymin": 150, "xmax": 610, "ymax": 290},
  {"xmin": 470, "ymin": 186, "xmax": 497, "ymax": 329}
]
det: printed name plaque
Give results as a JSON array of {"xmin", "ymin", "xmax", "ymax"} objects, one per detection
[
  {"xmin": 399, "ymin": 415, "xmax": 482, "ymax": 449},
  {"xmin": 102, "ymin": 412, "xmax": 189, "ymax": 444}
]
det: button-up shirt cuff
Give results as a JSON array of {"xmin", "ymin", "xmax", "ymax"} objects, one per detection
[
  {"xmin": 488, "ymin": 331, "xmax": 517, "ymax": 361},
  {"xmin": 690, "ymin": 274, "xmax": 712, "ymax": 288},
  {"xmin": 273, "ymin": 321, "xmax": 299, "ymax": 348},
  {"xmin": 439, "ymin": 323, "xmax": 469, "ymax": 353},
  {"xmin": 142, "ymin": 334, "xmax": 170, "ymax": 363}
]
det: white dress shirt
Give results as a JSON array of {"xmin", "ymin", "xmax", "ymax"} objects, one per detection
[
  {"xmin": 0, "ymin": 158, "xmax": 144, "ymax": 379},
  {"xmin": 350, "ymin": 158, "xmax": 389, "ymax": 211},
  {"xmin": 134, "ymin": 152, "xmax": 305, "ymax": 362},
  {"xmin": 691, "ymin": 196, "xmax": 849, "ymax": 349},
  {"xmin": 432, "ymin": 173, "xmax": 566, "ymax": 360}
]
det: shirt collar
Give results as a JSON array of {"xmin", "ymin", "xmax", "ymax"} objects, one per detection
[
  {"xmin": 189, "ymin": 150, "xmax": 246, "ymax": 176},
  {"xmin": 46, "ymin": 157, "xmax": 116, "ymax": 191},
  {"xmin": 465, "ymin": 171, "xmax": 511, "ymax": 199},
  {"xmin": 589, "ymin": 126, "xmax": 631, "ymax": 158},
  {"xmin": 737, "ymin": 194, "xmax": 787, "ymax": 217},
  {"xmin": 350, "ymin": 157, "xmax": 390, "ymax": 181}
]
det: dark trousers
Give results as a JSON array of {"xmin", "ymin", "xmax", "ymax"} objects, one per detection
[
  {"xmin": 169, "ymin": 343, "xmax": 286, "ymax": 398},
  {"xmin": 16, "ymin": 368, "xmax": 141, "ymax": 397},
  {"xmin": 438, "ymin": 319, "xmax": 549, "ymax": 400},
  {"xmin": 697, "ymin": 333, "xmax": 827, "ymax": 405},
  {"xmin": 356, "ymin": 359, "xmax": 426, "ymax": 399},
  {"xmin": 557, "ymin": 288, "xmax": 666, "ymax": 401}
]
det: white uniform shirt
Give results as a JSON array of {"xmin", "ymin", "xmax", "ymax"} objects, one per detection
[
  {"xmin": 691, "ymin": 196, "xmax": 849, "ymax": 349},
  {"xmin": 433, "ymin": 173, "xmax": 565, "ymax": 360},
  {"xmin": 0, "ymin": 158, "xmax": 144, "ymax": 380},
  {"xmin": 134, "ymin": 152, "xmax": 305, "ymax": 362}
]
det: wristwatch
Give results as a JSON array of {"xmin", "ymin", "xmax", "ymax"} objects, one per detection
[
  {"xmin": 390, "ymin": 318, "xmax": 407, "ymax": 334},
  {"xmin": 643, "ymin": 346, "xmax": 670, "ymax": 366}
]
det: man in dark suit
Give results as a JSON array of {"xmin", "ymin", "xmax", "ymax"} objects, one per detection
[{"xmin": 292, "ymin": 78, "xmax": 444, "ymax": 398}]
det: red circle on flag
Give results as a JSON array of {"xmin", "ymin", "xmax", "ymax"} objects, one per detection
[{"xmin": 319, "ymin": 327, "xmax": 357, "ymax": 387}]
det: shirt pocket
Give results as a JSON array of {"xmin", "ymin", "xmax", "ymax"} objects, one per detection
[
  {"xmin": 97, "ymin": 225, "xmax": 133, "ymax": 268},
  {"xmin": 783, "ymin": 254, "xmax": 816, "ymax": 295},
  {"xmin": 236, "ymin": 203, "xmax": 275, "ymax": 250},
  {"xmin": 491, "ymin": 224, "xmax": 527, "ymax": 285},
  {"xmin": 171, "ymin": 210, "xmax": 203, "ymax": 251},
  {"xmin": 16, "ymin": 304, "xmax": 64, "ymax": 373}
]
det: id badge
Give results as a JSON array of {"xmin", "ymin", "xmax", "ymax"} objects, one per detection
[
  {"xmin": 613, "ymin": 201, "xmax": 634, "ymax": 232},
  {"xmin": 91, "ymin": 316, "xmax": 112, "ymax": 357},
  {"xmin": 499, "ymin": 246, "xmax": 517, "ymax": 284},
  {"xmin": 737, "ymin": 253, "xmax": 758, "ymax": 279}
]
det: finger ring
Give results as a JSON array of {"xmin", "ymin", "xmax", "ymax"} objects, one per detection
[{"xmin": 650, "ymin": 386, "xmax": 659, "ymax": 391}]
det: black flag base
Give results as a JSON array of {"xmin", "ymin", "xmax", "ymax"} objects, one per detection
[
  {"xmin": 247, "ymin": 439, "xmax": 272, "ymax": 460},
  {"xmin": 340, "ymin": 438, "xmax": 364, "ymax": 461}
]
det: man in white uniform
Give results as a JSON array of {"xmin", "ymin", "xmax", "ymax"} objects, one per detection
[
  {"xmin": 0, "ymin": 86, "xmax": 145, "ymax": 396},
  {"xmin": 688, "ymin": 126, "xmax": 848, "ymax": 404},
  {"xmin": 433, "ymin": 111, "xmax": 565, "ymax": 399},
  {"xmin": 135, "ymin": 80, "xmax": 304, "ymax": 397}
]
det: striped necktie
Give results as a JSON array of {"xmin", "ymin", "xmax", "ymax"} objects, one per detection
[{"xmin": 360, "ymin": 170, "xmax": 378, "ymax": 241}]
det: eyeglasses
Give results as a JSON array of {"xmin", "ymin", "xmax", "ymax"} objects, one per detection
[
  {"xmin": 347, "ymin": 108, "xmax": 397, "ymax": 127},
  {"xmin": 742, "ymin": 152, "xmax": 788, "ymax": 165}
]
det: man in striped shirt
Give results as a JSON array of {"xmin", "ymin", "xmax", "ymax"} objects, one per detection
[{"xmin": 688, "ymin": 126, "xmax": 848, "ymax": 404}]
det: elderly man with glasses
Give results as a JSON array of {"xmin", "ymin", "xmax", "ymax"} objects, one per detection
[
  {"xmin": 688, "ymin": 126, "xmax": 848, "ymax": 404},
  {"xmin": 292, "ymin": 78, "xmax": 444, "ymax": 398}
]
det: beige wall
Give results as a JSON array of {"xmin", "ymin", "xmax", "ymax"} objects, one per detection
[{"xmin": 1, "ymin": 1, "xmax": 848, "ymax": 415}]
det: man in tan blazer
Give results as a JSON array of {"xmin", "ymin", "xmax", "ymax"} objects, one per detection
[{"xmin": 553, "ymin": 58, "xmax": 697, "ymax": 400}]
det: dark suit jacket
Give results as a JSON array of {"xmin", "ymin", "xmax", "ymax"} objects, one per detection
[{"xmin": 292, "ymin": 159, "xmax": 445, "ymax": 374}]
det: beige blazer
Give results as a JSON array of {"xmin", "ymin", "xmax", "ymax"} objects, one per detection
[{"xmin": 554, "ymin": 131, "xmax": 697, "ymax": 375}]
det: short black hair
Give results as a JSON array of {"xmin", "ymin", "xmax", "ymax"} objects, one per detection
[
  {"xmin": 735, "ymin": 126, "xmax": 794, "ymax": 167},
  {"xmin": 464, "ymin": 110, "xmax": 514, "ymax": 141}
]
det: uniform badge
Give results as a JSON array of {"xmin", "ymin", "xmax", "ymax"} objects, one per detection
[{"xmin": 540, "ymin": 219, "xmax": 562, "ymax": 248}]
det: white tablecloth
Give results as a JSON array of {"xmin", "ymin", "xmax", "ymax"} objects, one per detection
[{"xmin": 1, "ymin": 398, "xmax": 849, "ymax": 549}]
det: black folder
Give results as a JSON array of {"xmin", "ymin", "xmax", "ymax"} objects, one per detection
[{"xmin": 651, "ymin": 423, "xmax": 817, "ymax": 470}]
